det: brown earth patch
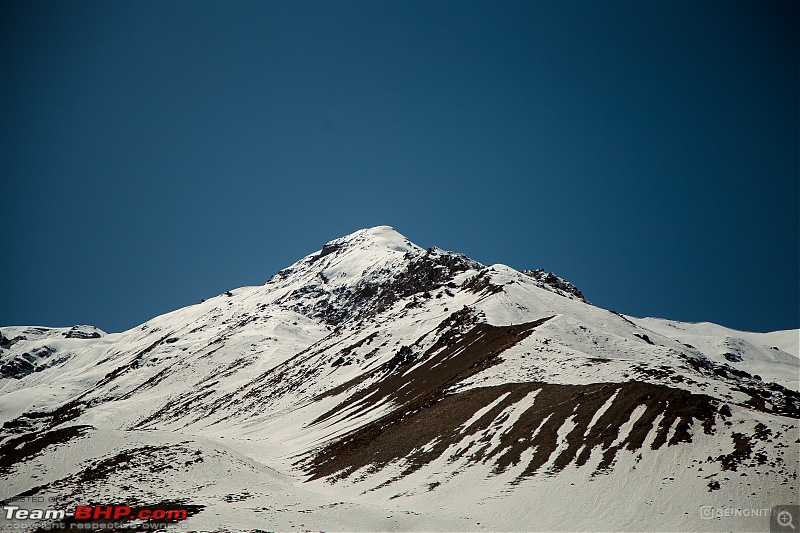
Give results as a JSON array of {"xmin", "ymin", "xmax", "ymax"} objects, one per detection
[
  {"xmin": 302, "ymin": 381, "xmax": 721, "ymax": 482},
  {"xmin": 2, "ymin": 444, "xmax": 207, "ymax": 509},
  {"xmin": 310, "ymin": 313, "xmax": 554, "ymax": 427},
  {"xmin": 0, "ymin": 425, "xmax": 93, "ymax": 474},
  {"xmin": 461, "ymin": 271, "xmax": 504, "ymax": 295},
  {"xmin": 716, "ymin": 432, "xmax": 753, "ymax": 471}
]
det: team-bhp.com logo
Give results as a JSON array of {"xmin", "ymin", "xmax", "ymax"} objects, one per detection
[{"xmin": 4, "ymin": 505, "xmax": 187, "ymax": 521}]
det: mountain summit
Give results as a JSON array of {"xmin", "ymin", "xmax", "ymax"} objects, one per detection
[
  {"xmin": 1, "ymin": 228, "xmax": 797, "ymax": 531},
  {"xmin": 264, "ymin": 226, "xmax": 482, "ymax": 326}
]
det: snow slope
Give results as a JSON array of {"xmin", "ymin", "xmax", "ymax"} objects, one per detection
[
  {"xmin": 628, "ymin": 316, "xmax": 799, "ymax": 391},
  {"xmin": 0, "ymin": 226, "xmax": 797, "ymax": 532}
]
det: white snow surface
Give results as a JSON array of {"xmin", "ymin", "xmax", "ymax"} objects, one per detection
[{"xmin": 628, "ymin": 316, "xmax": 799, "ymax": 391}]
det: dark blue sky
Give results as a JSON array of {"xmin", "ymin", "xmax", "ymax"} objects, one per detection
[{"xmin": 2, "ymin": 0, "xmax": 797, "ymax": 333}]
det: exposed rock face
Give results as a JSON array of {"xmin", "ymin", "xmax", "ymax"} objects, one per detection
[
  {"xmin": 63, "ymin": 326, "xmax": 103, "ymax": 339},
  {"xmin": 521, "ymin": 268, "xmax": 586, "ymax": 302}
]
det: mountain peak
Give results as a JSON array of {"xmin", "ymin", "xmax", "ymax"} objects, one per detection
[
  {"xmin": 324, "ymin": 226, "xmax": 419, "ymax": 254},
  {"xmin": 265, "ymin": 227, "xmax": 481, "ymax": 326}
]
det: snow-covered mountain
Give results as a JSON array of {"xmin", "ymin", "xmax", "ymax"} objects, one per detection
[{"xmin": 1, "ymin": 226, "xmax": 797, "ymax": 532}]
